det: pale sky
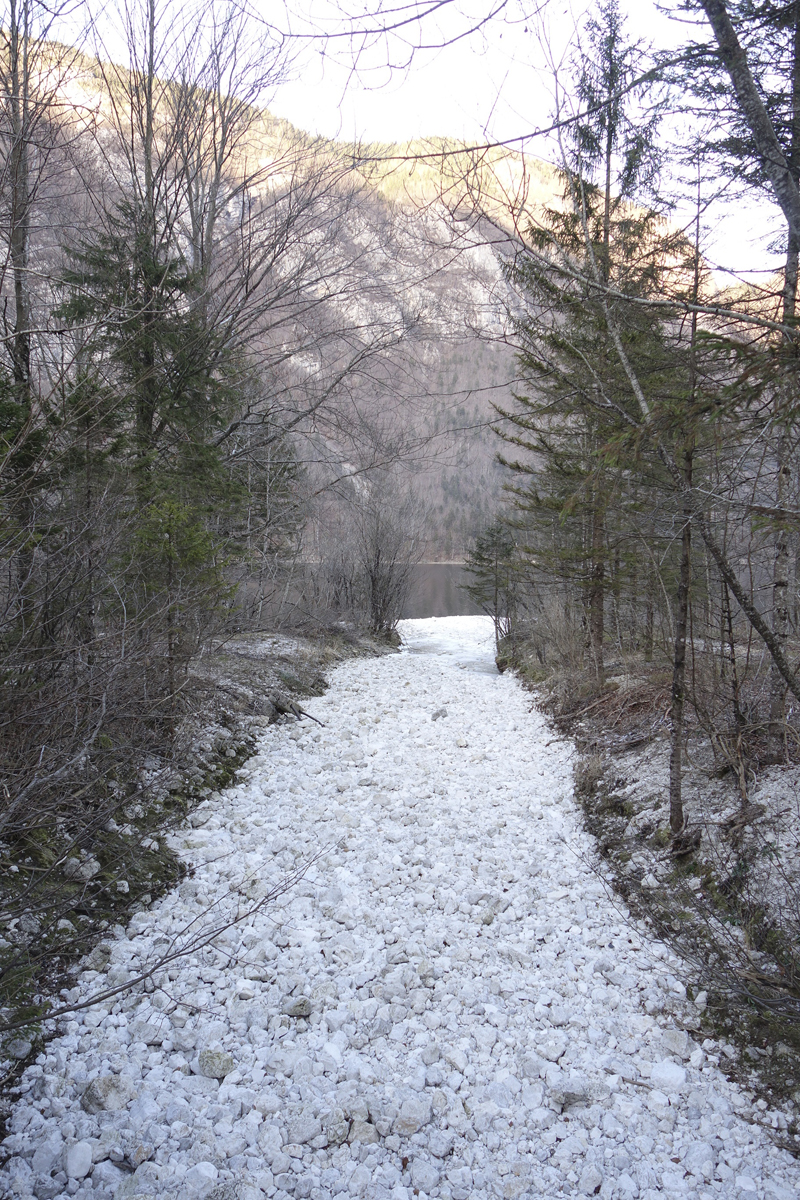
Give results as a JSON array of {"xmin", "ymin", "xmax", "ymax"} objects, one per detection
[
  {"xmin": 266, "ymin": 0, "xmax": 781, "ymax": 284},
  {"xmin": 270, "ymin": 0, "xmax": 681, "ymax": 146}
]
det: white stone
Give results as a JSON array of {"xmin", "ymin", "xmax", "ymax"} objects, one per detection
[
  {"xmin": 349, "ymin": 1164, "xmax": 372, "ymax": 1196},
  {"xmin": 128, "ymin": 1019, "xmax": 164, "ymax": 1045},
  {"xmin": 428, "ymin": 1130, "xmax": 455, "ymax": 1158},
  {"xmin": 257, "ymin": 1124, "xmax": 284, "ymax": 1161},
  {"xmin": 538, "ymin": 1033, "xmax": 568, "ymax": 1062},
  {"xmin": 393, "ymin": 1094, "xmax": 432, "ymax": 1136},
  {"xmin": 411, "ymin": 1159, "xmax": 440, "ymax": 1191},
  {"xmin": 65, "ymin": 1141, "xmax": 93, "ymax": 1180},
  {"xmin": 616, "ymin": 1172, "xmax": 639, "ymax": 1198},
  {"xmin": 92, "ymin": 1160, "xmax": 126, "ymax": 1190},
  {"xmin": 287, "ymin": 1112, "xmax": 321, "ymax": 1145},
  {"xmin": 184, "ymin": 1161, "xmax": 218, "ymax": 1195},
  {"xmin": 32, "ymin": 1135, "xmax": 62, "ymax": 1176},
  {"xmin": 660, "ymin": 1170, "xmax": 689, "ymax": 1193},
  {"xmin": 322, "ymin": 1040, "xmax": 343, "ymax": 1065},
  {"xmin": 443, "ymin": 1046, "xmax": 468, "ymax": 1073},
  {"xmin": 577, "ymin": 1164, "xmax": 603, "ymax": 1194},
  {"xmin": 682, "ymin": 1142, "xmax": 715, "ymax": 1179},
  {"xmin": 651, "ymin": 1060, "xmax": 687, "ymax": 1091},
  {"xmin": 661, "ymin": 1028, "xmax": 693, "ymax": 1059}
]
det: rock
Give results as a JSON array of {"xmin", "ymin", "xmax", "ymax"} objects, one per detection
[
  {"xmin": 208, "ymin": 1183, "xmax": 263, "ymax": 1200},
  {"xmin": 324, "ymin": 1109, "xmax": 350, "ymax": 1145},
  {"xmin": 348, "ymin": 1119, "xmax": 380, "ymax": 1144},
  {"xmin": 682, "ymin": 1142, "xmax": 716, "ymax": 1179},
  {"xmin": 660, "ymin": 1028, "xmax": 693, "ymax": 1059},
  {"xmin": 64, "ymin": 856, "xmax": 101, "ymax": 881},
  {"xmin": 537, "ymin": 1033, "xmax": 568, "ymax": 1062},
  {"xmin": 6, "ymin": 1038, "xmax": 31, "ymax": 1060},
  {"xmin": 287, "ymin": 1112, "xmax": 322, "ymax": 1144},
  {"xmin": 443, "ymin": 1046, "xmax": 468, "ymax": 1073},
  {"xmin": 129, "ymin": 1019, "xmax": 165, "ymax": 1045},
  {"xmin": 765, "ymin": 1183, "xmax": 797, "ymax": 1200},
  {"xmin": 348, "ymin": 1164, "xmax": 372, "ymax": 1197},
  {"xmin": 548, "ymin": 1005, "xmax": 569, "ymax": 1027},
  {"xmin": 650, "ymin": 1060, "xmax": 687, "ymax": 1092},
  {"xmin": 32, "ymin": 1136, "xmax": 63, "ymax": 1175},
  {"xmin": 81, "ymin": 1074, "xmax": 137, "ymax": 1113},
  {"xmin": 198, "ymin": 1048, "xmax": 234, "ymax": 1079},
  {"xmin": 128, "ymin": 1095, "xmax": 162, "ymax": 1128},
  {"xmin": 553, "ymin": 1134, "xmax": 585, "ymax": 1161},
  {"xmin": 126, "ymin": 1141, "xmax": 155, "ymax": 1168},
  {"xmin": 547, "ymin": 1071, "xmax": 590, "ymax": 1108},
  {"xmin": 431, "ymin": 708, "xmax": 447, "ymax": 721},
  {"xmin": 368, "ymin": 1098, "xmax": 399, "ymax": 1137},
  {"xmin": 411, "ymin": 1159, "xmax": 440, "ymax": 1191},
  {"xmin": 257, "ymin": 1125, "xmax": 284, "ymax": 1161},
  {"xmin": 448, "ymin": 1165, "xmax": 473, "ymax": 1197},
  {"xmin": 184, "ymin": 1161, "xmax": 219, "ymax": 1196},
  {"xmin": 646, "ymin": 1088, "xmax": 670, "ymax": 1116},
  {"xmin": 473, "ymin": 1026, "xmax": 497, "ymax": 1052},
  {"xmin": 182, "ymin": 1074, "xmax": 219, "ymax": 1096},
  {"xmin": 428, "ymin": 1130, "xmax": 455, "ymax": 1158},
  {"xmin": 4, "ymin": 626, "xmax": 800, "ymax": 1200},
  {"xmin": 616, "ymin": 1172, "xmax": 639, "ymax": 1198},
  {"xmin": 321, "ymin": 1040, "xmax": 343, "ymax": 1066},
  {"xmin": 65, "ymin": 1141, "xmax": 93, "ymax": 1181},
  {"xmin": 123, "ymin": 1161, "xmax": 160, "ymax": 1197},
  {"xmin": 282, "ymin": 995, "xmax": 312, "ymax": 1018},
  {"xmin": 392, "ymin": 1093, "xmax": 432, "ymax": 1136},
  {"xmin": 520, "ymin": 1052, "xmax": 544, "ymax": 1079},
  {"xmin": 92, "ymin": 1161, "xmax": 126, "ymax": 1190}
]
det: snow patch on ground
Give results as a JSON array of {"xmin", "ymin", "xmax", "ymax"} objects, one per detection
[{"xmin": 3, "ymin": 618, "xmax": 799, "ymax": 1200}]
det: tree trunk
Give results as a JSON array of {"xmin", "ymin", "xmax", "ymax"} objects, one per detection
[
  {"xmin": 589, "ymin": 497, "xmax": 605, "ymax": 684},
  {"xmin": 698, "ymin": 0, "xmax": 800, "ymax": 249},
  {"xmin": 670, "ymin": 453, "xmax": 692, "ymax": 835},
  {"xmin": 722, "ymin": 579, "xmax": 749, "ymax": 803},
  {"xmin": 770, "ymin": 434, "xmax": 790, "ymax": 758},
  {"xmin": 8, "ymin": 0, "xmax": 33, "ymax": 634},
  {"xmin": 771, "ymin": 3, "xmax": 800, "ymax": 757},
  {"xmin": 644, "ymin": 561, "xmax": 654, "ymax": 662}
]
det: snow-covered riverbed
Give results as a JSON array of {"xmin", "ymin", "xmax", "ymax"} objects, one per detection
[{"xmin": 3, "ymin": 617, "xmax": 799, "ymax": 1200}]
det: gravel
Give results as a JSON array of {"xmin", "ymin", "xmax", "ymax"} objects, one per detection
[{"xmin": 2, "ymin": 615, "xmax": 799, "ymax": 1200}]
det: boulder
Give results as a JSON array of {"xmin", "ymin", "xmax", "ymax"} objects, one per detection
[
  {"xmin": 411, "ymin": 1159, "xmax": 440, "ymax": 1191},
  {"xmin": 287, "ymin": 1112, "xmax": 321, "ymax": 1145},
  {"xmin": 348, "ymin": 1119, "xmax": 380, "ymax": 1144},
  {"xmin": 198, "ymin": 1048, "xmax": 234, "ymax": 1079},
  {"xmin": 65, "ymin": 1142, "xmax": 93, "ymax": 1181},
  {"xmin": 81, "ymin": 1074, "xmax": 137, "ymax": 1114},
  {"xmin": 392, "ymin": 1093, "xmax": 432, "ymax": 1136},
  {"xmin": 282, "ymin": 996, "xmax": 312, "ymax": 1018}
]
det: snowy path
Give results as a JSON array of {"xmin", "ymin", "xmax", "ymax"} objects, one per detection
[{"xmin": 3, "ymin": 616, "xmax": 800, "ymax": 1200}]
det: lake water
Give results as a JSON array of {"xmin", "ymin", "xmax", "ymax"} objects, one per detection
[{"xmin": 401, "ymin": 563, "xmax": 483, "ymax": 619}]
